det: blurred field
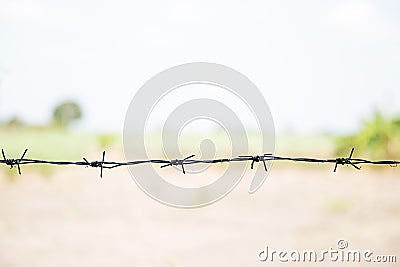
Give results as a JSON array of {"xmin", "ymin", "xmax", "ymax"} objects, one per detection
[
  {"xmin": 0, "ymin": 128, "xmax": 119, "ymax": 178},
  {"xmin": 0, "ymin": 131, "xmax": 399, "ymax": 266}
]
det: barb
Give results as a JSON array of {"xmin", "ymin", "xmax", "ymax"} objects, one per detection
[
  {"xmin": 160, "ymin": 154, "xmax": 196, "ymax": 174},
  {"xmin": 2, "ymin": 149, "xmax": 28, "ymax": 175},
  {"xmin": 238, "ymin": 154, "xmax": 271, "ymax": 172},
  {"xmin": 0, "ymin": 148, "xmax": 398, "ymax": 177},
  {"xmin": 83, "ymin": 151, "xmax": 106, "ymax": 178},
  {"xmin": 333, "ymin": 148, "xmax": 360, "ymax": 172}
]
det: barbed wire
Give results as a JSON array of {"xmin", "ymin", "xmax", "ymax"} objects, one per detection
[{"xmin": 0, "ymin": 148, "xmax": 399, "ymax": 177}]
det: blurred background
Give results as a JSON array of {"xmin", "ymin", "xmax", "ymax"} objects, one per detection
[{"xmin": 0, "ymin": 0, "xmax": 399, "ymax": 266}]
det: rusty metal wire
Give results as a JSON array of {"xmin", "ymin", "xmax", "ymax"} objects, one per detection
[{"xmin": 0, "ymin": 148, "xmax": 398, "ymax": 177}]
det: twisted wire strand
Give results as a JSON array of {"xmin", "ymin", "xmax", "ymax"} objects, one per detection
[{"xmin": 0, "ymin": 148, "xmax": 398, "ymax": 177}]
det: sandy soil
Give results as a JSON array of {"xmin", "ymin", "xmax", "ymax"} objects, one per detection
[{"xmin": 0, "ymin": 163, "xmax": 399, "ymax": 267}]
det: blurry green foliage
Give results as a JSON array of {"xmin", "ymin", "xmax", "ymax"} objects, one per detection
[{"xmin": 336, "ymin": 113, "xmax": 400, "ymax": 159}]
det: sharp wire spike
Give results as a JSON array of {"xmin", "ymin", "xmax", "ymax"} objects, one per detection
[
  {"xmin": 21, "ymin": 149, "xmax": 28, "ymax": 160},
  {"xmin": 181, "ymin": 162, "xmax": 185, "ymax": 174},
  {"xmin": 184, "ymin": 154, "xmax": 195, "ymax": 161},
  {"xmin": 333, "ymin": 162, "xmax": 338, "ymax": 172},
  {"xmin": 17, "ymin": 149, "xmax": 28, "ymax": 175},
  {"xmin": 349, "ymin": 147, "xmax": 355, "ymax": 159},
  {"xmin": 262, "ymin": 157, "xmax": 268, "ymax": 172},
  {"xmin": 100, "ymin": 151, "xmax": 105, "ymax": 178}
]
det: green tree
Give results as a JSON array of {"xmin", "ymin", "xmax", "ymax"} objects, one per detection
[
  {"xmin": 52, "ymin": 101, "xmax": 82, "ymax": 128},
  {"xmin": 6, "ymin": 116, "xmax": 24, "ymax": 129}
]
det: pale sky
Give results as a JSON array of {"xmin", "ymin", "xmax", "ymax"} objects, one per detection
[{"xmin": 0, "ymin": 0, "xmax": 399, "ymax": 134}]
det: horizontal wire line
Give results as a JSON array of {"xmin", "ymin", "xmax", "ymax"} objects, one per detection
[{"xmin": 0, "ymin": 148, "xmax": 398, "ymax": 177}]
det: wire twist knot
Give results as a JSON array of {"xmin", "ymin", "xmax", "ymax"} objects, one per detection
[
  {"xmin": 83, "ymin": 151, "xmax": 106, "ymax": 178},
  {"xmin": 1, "ymin": 149, "xmax": 28, "ymax": 175},
  {"xmin": 334, "ymin": 148, "xmax": 361, "ymax": 172},
  {"xmin": 160, "ymin": 155, "xmax": 196, "ymax": 174},
  {"xmin": 239, "ymin": 154, "xmax": 271, "ymax": 172}
]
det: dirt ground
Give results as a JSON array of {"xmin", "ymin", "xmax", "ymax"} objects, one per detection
[{"xmin": 0, "ymin": 161, "xmax": 399, "ymax": 267}]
